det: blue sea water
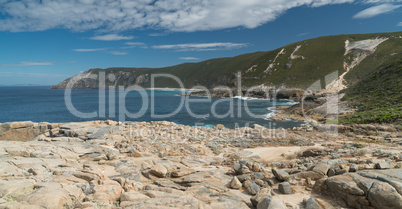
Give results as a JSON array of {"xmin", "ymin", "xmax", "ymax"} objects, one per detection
[{"xmin": 0, "ymin": 86, "xmax": 304, "ymax": 129}]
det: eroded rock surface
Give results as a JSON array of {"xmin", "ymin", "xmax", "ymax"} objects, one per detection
[{"xmin": 0, "ymin": 120, "xmax": 400, "ymax": 209}]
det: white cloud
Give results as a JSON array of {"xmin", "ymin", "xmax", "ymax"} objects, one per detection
[
  {"xmin": 179, "ymin": 57, "xmax": 200, "ymax": 60},
  {"xmin": 110, "ymin": 51, "xmax": 128, "ymax": 55},
  {"xmin": 152, "ymin": 42, "xmax": 248, "ymax": 51},
  {"xmin": 0, "ymin": 61, "xmax": 55, "ymax": 66},
  {"xmin": 149, "ymin": 32, "xmax": 170, "ymax": 37},
  {"xmin": 353, "ymin": 4, "xmax": 402, "ymax": 19},
  {"xmin": 363, "ymin": 0, "xmax": 402, "ymax": 3},
  {"xmin": 296, "ymin": 32, "xmax": 309, "ymax": 36},
  {"xmin": 122, "ymin": 42, "xmax": 148, "ymax": 49},
  {"xmin": 0, "ymin": 0, "xmax": 367, "ymax": 33},
  {"xmin": 90, "ymin": 34, "xmax": 135, "ymax": 41},
  {"xmin": 398, "ymin": 22, "xmax": 402, "ymax": 26},
  {"xmin": 126, "ymin": 42, "xmax": 146, "ymax": 46},
  {"xmin": 73, "ymin": 48, "xmax": 107, "ymax": 52}
]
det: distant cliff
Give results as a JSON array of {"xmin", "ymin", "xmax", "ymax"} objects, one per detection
[{"xmin": 52, "ymin": 31, "xmax": 402, "ymax": 90}]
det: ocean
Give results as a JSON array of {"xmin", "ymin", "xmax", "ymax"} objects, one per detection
[{"xmin": 0, "ymin": 86, "xmax": 304, "ymax": 129}]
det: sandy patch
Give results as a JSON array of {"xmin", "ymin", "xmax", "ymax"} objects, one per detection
[{"xmin": 241, "ymin": 146, "xmax": 303, "ymax": 162}]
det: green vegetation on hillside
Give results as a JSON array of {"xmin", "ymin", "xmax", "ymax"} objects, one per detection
[
  {"xmin": 344, "ymin": 33, "xmax": 402, "ymax": 85},
  {"xmin": 53, "ymin": 31, "xmax": 402, "ymax": 90},
  {"xmin": 340, "ymin": 58, "xmax": 402, "ymax": 125}
]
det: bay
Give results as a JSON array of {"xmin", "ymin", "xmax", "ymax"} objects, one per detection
[{"xmin": 0, "ymin": 86, "xmax": 304, "ymax": 129}]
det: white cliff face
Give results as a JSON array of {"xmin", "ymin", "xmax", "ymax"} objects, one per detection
[
  {"xmin": 344, "ymin": 38, "xmax": 389, "ymax": 55},
  {"xmin": 246, "ymin": 65, "xmax": 258, "ymax": 73},
  {"xmin": 264, "ymin": 48, "xmax": 285, "ymax": 73},
  {"xmin": 290, "ymin": 45, "xmax": 305, "ymax": 60},
  {"xmin": 344, "ymin": 37, "xmax": 389, "ymax": 71},
  {"xmin": 325, "ymin": 38, "xmax": 389, "ymax": 93}
]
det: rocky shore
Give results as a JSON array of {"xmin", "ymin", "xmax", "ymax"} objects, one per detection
[
  {"xmin": 182, "ymin": 88, "xmax": 305, "ymax": 101},
  {"xmin": 0, "ymin": 120, "xmax": 401, "ymax": 209}
]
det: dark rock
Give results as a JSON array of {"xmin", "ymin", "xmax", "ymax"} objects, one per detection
[
  {"xmin": 266, "ymin": 179, "xmax": 275, "ymax": 186},
  {"xmin": 336, "ymin": 168, "xmax": 348, "ymax": 175},
  {"xmin": 246, "ymin": 182, "xmax": 260, "ymax": 195},
  {"xmin": 272, "ymin": 168, "xmax": 290, "ymax": 181},
  {"xmin": 305, "ymin": 198, "xmax": 323, "ymax": 209},
  {"xmin": 278, "ymin": 182, "xmax": 292, "ymax": 194},
  {"xmin": 327, "ymin": 169, "xmax": 336, "ymax": 177},
  {"xmin": 236, "ymin": 174, "xmax": 252, "ymax": 183},
  {"xmin": 273, "ymin": 89, "xmax": 304, "ymax": 101},
  {"xmin": 349, "ymin": 164, "xmax": 359, "ymax": 172},
  {"xmin": 233, "ymin": 162, "xmax": 241, "ymax": 174},
  {"xmin": 257, "ymin": 196, "xmax": 286, "ymax": 209},
  {"xmin": 253, "ymin": 172, "xmax": 264, "ymax": 179},
  {"xmin": 302, "ymin": 148, "xmax": 325, "ymax": 157}
]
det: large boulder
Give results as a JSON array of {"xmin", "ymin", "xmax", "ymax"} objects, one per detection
[
  {"xmin": 368, "ymin": 181, "xmax": 402, "ymax": 209},
  {"xmin": 313, "ymin": 161, "xmax": 335, "ymax": 176},
  {"xmin": 0, "ymin": 122, "xmax": 48, "ymax": 141},
  {"xmin": 314, "ymin": 169, "xmax": 402, "ymax": 209},
  {"xmin": 17, "ymin": 186, "xmax": 72, "ymax": 209}
]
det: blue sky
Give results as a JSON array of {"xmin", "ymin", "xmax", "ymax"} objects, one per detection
[{"xmin": 0, "ymin": 0, "xmax": 401, "ymax": 85}]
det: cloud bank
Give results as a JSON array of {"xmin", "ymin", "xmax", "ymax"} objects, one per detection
[
  {"xmin": 152, "ymin": 42, "xmax": 248, "ymax": 51},
  {"xmin": 73, "ymin": 48, "xmax": 107, "ymax": 52},
  {"xmin": 179, "ymin": 57, "xmax": 199, "ymax": 60},
  {"xmin": 90, "ymin": 34, "xmax": 135, "ymax": 41},
  {"xmin": 353, "ymin": 3, "xmax": 402, "ymax": 18},
  {"xmin": 0, "ymin": 0, "xmax": 379, "ymax": 33},
  {"xmin": 110, "ymin": 51, "xmax": 128, "ymax": 55}
]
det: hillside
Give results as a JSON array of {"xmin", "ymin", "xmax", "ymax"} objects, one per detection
[
  {"xmin": 340, "ymin": 58, "xmax": 402, "ymax": 125},
  {"xmin": 52, "ymin": 31, "xmax": 402, "ymax": 90}
]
